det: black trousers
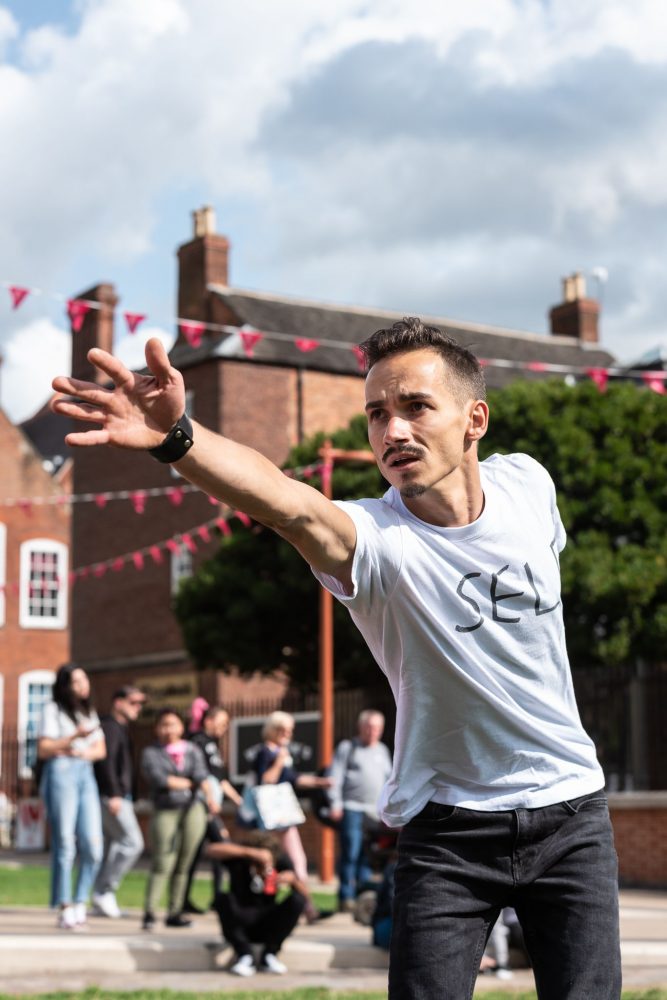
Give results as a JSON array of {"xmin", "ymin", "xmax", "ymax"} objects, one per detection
[
  {"xmin": 184, "ymin": 816, "xmax": 226, "ymax": 904},
  {"xmin": 214, "ymin": 889, "xmax": 306, "ymax": 957}
]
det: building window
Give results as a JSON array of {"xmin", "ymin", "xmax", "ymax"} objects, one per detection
[
  {"xmin": 170, "ymin": 542, "xmax": 193, "ymax": 596},
  {"xmin": 19, "ymin": 539, "xmax": 68, "ymax": 629},
  {"xmin": 0, "ymin": 523, "xmax": 5, "ymax": 628},
  {"xmin": 18, "ymin": 670, "xmax": 55, "ymax": 776}
]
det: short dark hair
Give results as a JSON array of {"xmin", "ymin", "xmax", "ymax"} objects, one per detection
[
  {"xmin": 112, "ymin": 685, "xmax": 145, "ymax": 702},
  {"xmin": 359, "ymin": 316, "xmax": 486, "ymax": 402},
  {"xmin": 155, "ymin": 706, "xmax": 184, "ymax": 725}
]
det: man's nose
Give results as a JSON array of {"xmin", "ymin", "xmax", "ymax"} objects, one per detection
[{"xmin": 384, "ymin": 415, "xmax": 411, "ymax": 444}]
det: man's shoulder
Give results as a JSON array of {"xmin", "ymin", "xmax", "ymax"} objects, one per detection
[{"xmin": 482, "ymin": 452, "xmax": 552, "ymax": 489}]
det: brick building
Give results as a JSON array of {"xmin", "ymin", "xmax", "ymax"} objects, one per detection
[{"xmin": 0, "ymin": 406, "xmax": 72, "ymax": 795}]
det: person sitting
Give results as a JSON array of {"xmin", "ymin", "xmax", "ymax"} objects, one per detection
[{"xmin": 206, "ymin": 830, "xmax": 307, "ymax": 977}]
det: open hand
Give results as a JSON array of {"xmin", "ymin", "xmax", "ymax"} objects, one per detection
[{"xmin": 51, "ymin": 339, "xmax": 185, "ymax": 450}]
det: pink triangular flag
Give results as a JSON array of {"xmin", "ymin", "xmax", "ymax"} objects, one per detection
[
  {"xmin": 149, "ymin": 545, "xmax": 164, "ymax": 565},
  {"xmin": 93, "ymin": 564, "xmax": 107, "ymax": 578},
  {"xmin": 67, "ymin": 299, "xmax": 92, "ymax": 333},
  {"xmin": 9, "ymin": 285, "xmax": 29, "ymax": 309},
  {"xmin": 111, "ymin": 557, "xmax": 125, "ymax": 573},
  {"xmin": 215, "ymin": 517, "xmax": 231, "ymax": 537},
  {"xmin": 124, "ymin": 312, "xmax": 146, "ymax": 334},
  {"xmin": 132, "ymin": 551, "xmax": 145, "ymax": 570},
  {"xmin": 586, "ymin": 367, "xmax": 609, "ymax": 392},
  {"xmin": 167, "ymin": 486, "xmax": 184, "ymax": 507},
  {"xmin": 642, "ymin": 372, "xmax": 666, "ymax": 395},
  {"xmin": 181, "ymin": 533, "xmax": 197, "ymax": 553},
  {"xmin": 180, "ymin": 321, "xmax": 206, "ymax": 348},
  {"xmin": 165, "ymin": 539, "xmax": 181, "ymax": 554},
  {"xmin": 94, "ymin": 494, "xmax": 108, "ymax": 509},
  {"xmin": 131, "ymin": 491, "xmax": 147, "ymax": 514},
  {"xmin": 207, "ymin": 494, "xmax": 219, "ymax": 506},
  {"xmin": 240, "ymin": 329, "xmax": 263, "ymax": 358},
  {"xmin": 197, "ymin": 525, "xmax": 211, "ymax": 543},
  {"xmin": 234, "ymin": 511, "xmax": 251, "ymax": 527},
  {"xmin": 526, "ymin": 361, "xmax": 547, "ymax": 372},
  {"xmin": 352, "ymin": 345, "xmax": 366, "ymax": 372},
  {"xmin": 295, "ymin": 337, "xmax": 320, "ymax": 353}
]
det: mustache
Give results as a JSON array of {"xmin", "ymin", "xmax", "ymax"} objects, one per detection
[{"xmin": 382, "ymin": 445, "xmax": 424, "ymax": 465}]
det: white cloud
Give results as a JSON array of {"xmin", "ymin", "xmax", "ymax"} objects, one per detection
[
  {"xmin": 2, "ymin": 316, "xmax": 70, "ymax": 422},
  {"xmin": 1, "ymin": 0, "xmax": 667, "ymax": 423},
  {"xmin": 115, "ymin": 324, "xmax": 175, "ymax": 371}
]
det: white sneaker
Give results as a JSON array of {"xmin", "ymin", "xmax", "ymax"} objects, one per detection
[
  {"xmin": 92, "ymin": 891, "xmax": 121, "ymax": 918},
  {"xmin": 74, "ymin": 902, "xmax": 87, "ymax": 925},
  {"xmin": 230, "ymin": 954, "xmax": 256, "ymax": 977},
  {"xmin": 260, "ymin": 952, "xmax": 287, "ymax": 975},
  {"xmin": 57, "ymin": 905, "xmax": 78, "ymax": 930},
  {"xmin": 495, "ymin": 967, "xmax": 514, "ymax": 980}
]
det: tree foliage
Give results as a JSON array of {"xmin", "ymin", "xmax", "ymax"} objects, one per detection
[{"xmin": 174, "ymin": 381, "xmax": 667, "ymax": 685}]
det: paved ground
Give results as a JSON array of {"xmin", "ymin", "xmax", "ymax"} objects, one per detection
[{"xmin": 2, "ymin": 858, "xmax": 667, "ymax": 995}]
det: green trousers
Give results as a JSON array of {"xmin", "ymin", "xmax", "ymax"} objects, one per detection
[{"xmin": 145, "ymin": 801, "xmax": 207, "ymax": 917}]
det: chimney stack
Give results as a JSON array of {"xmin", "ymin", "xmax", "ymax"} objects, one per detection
[
  {"xmin": 177, "ymin": 205, "xmax": 230, "ymax": 327},
  {"xmin": 70, "ymin": 283, "xmax": 118, "ymax": 383},
  {"xmin": 549, "ymin": 271, "xmax": 600, "ymax": 343}
]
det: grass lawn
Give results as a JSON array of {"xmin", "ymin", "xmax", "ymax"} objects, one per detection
[{"xmin": 0, "ymin": 864, "xmax": 335, "ymax": 913}]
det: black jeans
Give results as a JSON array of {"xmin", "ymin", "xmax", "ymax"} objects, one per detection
[
  {"xmin": 214, "ymin": 889, "xmax": 306, "ymax": 958},
  {"xmin": 389, "ymin": 790, "xmax": 621, "ymax": 1000}
]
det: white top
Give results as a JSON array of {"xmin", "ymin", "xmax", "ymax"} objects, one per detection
[
  {"xmin": 39, "ymin": 701, "xmax": 103, "ymax": 754},
  {"xmin": 314, "ymin": 453, "xmax": 604, "ymax": 827}
]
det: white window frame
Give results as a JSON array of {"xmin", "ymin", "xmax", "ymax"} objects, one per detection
[
  {"xmin": 170, "ymin": 542, "xmax": 193, "ymax": 596},
  {"xmin": 0, "ymin": 522, "xmax": 6, "ymax": 628},
  {"xmin": 0, "ymin": 674, "xmax": 4, "ymax": 775},
  {"xmin": 18, "ymin": 669, "xmax": 56, "ymax": 776},
  {"xmin": 19, "ymin": 538, "xmax": 68, "ymax": 629}
]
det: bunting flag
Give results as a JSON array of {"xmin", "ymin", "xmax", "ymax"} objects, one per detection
[
  {"xmin": 124, "ymin": 311, "xmax": 146, "ymax": 334},
  {"xmin": 240, "ymin": 327, "xmax": 263, "ymax": 358},
  {"xmin": 295, "ymin": 337, "xmax": 319, "ymax": 353},
  {"xmin": 3, "ymin": 275, "xmax": 667, "ymax": 393},
  {"xmin": 9, "ymin": 285, "xmax": 29, "ymax": 309},
  {"xmin": 66, "ymin": 299, "xmax": 92, "ymax": 332},
  {"xmin": 587, "ymin": 367, "xmax": 609, "ymax": 392},
  {"xmin": 179, "ymin": 320, "xmax": 206, "ymax": 348}
]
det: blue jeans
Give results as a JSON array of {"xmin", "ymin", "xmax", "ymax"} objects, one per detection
[
  {"xmin": 338, "ymin": 808, "xmax": 372, "ymax": 902},
  {"xmin": 42, "ymin": 757, "xmax": 103, "ymax": 907},
  {"xmin": 389, "ymin": 790, "xmax": 621, "ymax": 1000}
]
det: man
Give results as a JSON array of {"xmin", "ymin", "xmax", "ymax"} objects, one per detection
[
  {"xmin": 52, "ymin": 318, "xmax": 620, "ymax": 998},
  {"xmin": 205, "ymin": 830, "xmax": 306, "ymax": 977},
  {"xmin": 328, "ymin": 709, "xmax": 392, "ymax": 912},
  {"xmin": 92, "ymin": 685, "xmax": 146, "ymax": 918},
  {"xmin": 183, "ymin": 705, "xmax": 242, "ymax": 912}
]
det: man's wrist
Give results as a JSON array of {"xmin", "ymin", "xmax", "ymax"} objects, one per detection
[{"xmin": 148, "ymin": 413, "xmax": 194, "ymax": 464}]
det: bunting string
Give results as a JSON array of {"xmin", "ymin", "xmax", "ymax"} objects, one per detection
[
  {"xmin": 0, "ymin": 462, "xmax": 322, "ymax": 510},
  {"xmin": 3, "ymin": 279, "xmax": 666, "ymax": 391},
  {"xmin": 0, "ymin": 508, "xmax": 255, "ymax": 597}
]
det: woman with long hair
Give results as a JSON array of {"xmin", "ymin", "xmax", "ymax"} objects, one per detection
[
  {"xmin": 38, "ymin": 663, "xmax": 106, "ymax": 929},
  {"xmin": 254, "ymin": 710, "xmax": 333, "ymax": 922}
]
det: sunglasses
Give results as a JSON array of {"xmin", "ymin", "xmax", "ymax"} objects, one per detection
[{"xmin": 128, "ymin": 698, "xmax": 145, "ymax": 706}]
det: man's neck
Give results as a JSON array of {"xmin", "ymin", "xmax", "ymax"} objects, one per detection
[
  {"xmin": 111, "ymin": 708, "xmax": 127, "ymax": 726},
  {"xmin": 402, "ymin": 462, "xmax": 485, "ymax": 528}
]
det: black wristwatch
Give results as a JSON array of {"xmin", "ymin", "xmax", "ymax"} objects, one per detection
[{"xmin": 148, "ymin": 413, "xmax": 194, "ymax": 464}]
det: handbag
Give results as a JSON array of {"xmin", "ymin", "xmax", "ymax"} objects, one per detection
[{"xmin": 245, "ymin": 781, "xmax": 306, "ymax": 831}]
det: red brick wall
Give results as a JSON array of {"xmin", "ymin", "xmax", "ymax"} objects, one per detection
[
  {"xmin": 220, "ymin": 362, "xmax": 298, "ymax": 464},
  {"xmin": 609, "ymin": 794, "xmax": 667, "ymax": 888},
  {"xmin": 0, "ymin": 411, "xmax": 70, "ymax": 732},
  {"xmin": 302, "ymin": 370, "xmax": 365, "ymax": 439}
]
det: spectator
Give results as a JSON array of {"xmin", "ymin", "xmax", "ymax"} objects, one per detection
[
  {"xmin": 207, "ymin": 830, "xmax": 306, "ymax": 977},
  {"xmin": 254, "ymin": 710, "xmax": 333, "ymax": 922},
  {"xmin": 184, "ymin": 705, "xmax": 242, "ymax": 913},
  {"xmin": 92, "ymin": 685, "xmax": 146, "ymax": 918},
  {"xmin": 328, "ymin": 709, "xmax": 392, "ymax": 912},
  {"xmin": 140, "ymin": 707, "xmax": 217, "ymax": 930},
  {"xmin": 37, "ymin": 663, "xmax": 106, "ymax": 929}
]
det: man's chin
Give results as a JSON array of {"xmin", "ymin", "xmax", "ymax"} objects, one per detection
[{"xmin": 400, "ymin": 484, "xmax": 427, "ymax": 499}]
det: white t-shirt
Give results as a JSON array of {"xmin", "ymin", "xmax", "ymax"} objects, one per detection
[
  {"xmin": 39, "ymin": 701, "xmax": 103, "ymax": 754},
  {"xmin": 314, "ymin": 453, "xmax": 604, "ymax": 827}
]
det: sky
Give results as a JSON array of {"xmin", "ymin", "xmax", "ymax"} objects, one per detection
[{"xmin": 1, "ymin": 0, "xmax": 666, "ymax": 422}]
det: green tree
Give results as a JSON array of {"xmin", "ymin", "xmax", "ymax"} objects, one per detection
[
  {"xmin": 478, "ymin": 379, "xmax": 667, "ymax": 668},
  {"xmin": 174, "ymin": 380, "xmax": 667, "ymax": 686}
]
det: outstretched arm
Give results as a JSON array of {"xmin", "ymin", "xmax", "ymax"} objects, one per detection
[{"xmin": 51, "ymin": 339, "xmax": 357, "ymax": 584}]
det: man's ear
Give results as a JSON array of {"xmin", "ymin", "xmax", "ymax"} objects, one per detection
[{"xmin": 466, "ymin": 400, "xmax": 489, "ymax": 442}]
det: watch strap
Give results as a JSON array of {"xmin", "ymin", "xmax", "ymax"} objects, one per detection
[{"xmin": 148, "ymin": 413, "xmax": 194, "ymax": 464}]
